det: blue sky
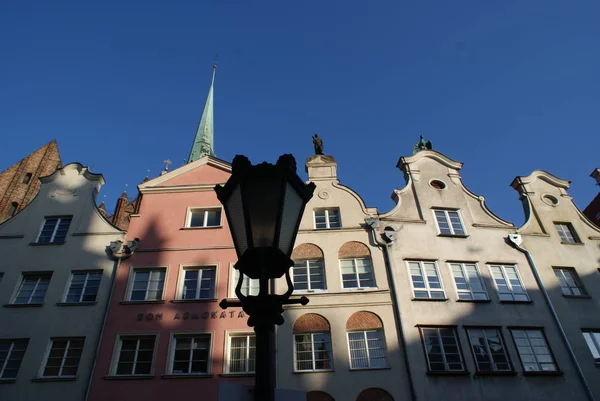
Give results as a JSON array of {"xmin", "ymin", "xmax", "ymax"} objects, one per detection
[{"xmin": 1, "ymin": 0, "xmax": 598, "ymax": 226}]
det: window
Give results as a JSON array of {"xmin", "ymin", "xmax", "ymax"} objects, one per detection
[
  {"xmin": 41, "ymin": 338, "xmax": 84, "ymax": 377},
  {"xmin": 180, "ymin": 267, "xmax": 216, "ymax": 300},
  {"xmin": 420, "ymin": 327, "xmax": 465, "ymax": 372},
  {"xmin": 340, "ymin": 258, "xmax": 375, "ymax": 289},
  {"xmin": 22, "ymin": 173, "xmax": 32, "ymax": 184},
  {"xmin": 582, "ymin": 330, "xmax": 600, "ymax": 366},
  {"xmin": 553, "ymin": 268, "xmax": 586, "ymax": 297},
  {"xmin": 407, "ymin": 261, "xmax": 445, "ymax": 299},
  {"xmin": 36, "ymin": 216, "xmax": 72, "ymax": 243},
  {"xmin": 187, "ymin": 208, "xmax": 221, "ymax": 228},
  {"xmin": 314, "ymin": 208, "xmax": 341, "ymax": 229},
  {"xmin": 348, "ymin": 330, "xmax": 387, "ymax": 369},
  {"xmin": 0, "ymin": 339, "xmax": 28, "ymax": 379},
  {"xmin": 13, "ymin": 273, "xmax": 52, "ymax": 304},
  {"xmin": 65, "ymin": 271, "xmax": 102, "ymax": 303},
  {"xmin": 554, "ymin": 222, "xmax": 579, "ymax": 243},
  {"xmin": 169, "ymin": 334, "xmax": 211, "ymax": 375},
  {"xmin": 489, "ymin": 265, "xmax": 529, "ymax": 302},
  {"xmin": 232, "ymin": 269, "xmax": 259, "ymax": 297},
  {"xmin": 6, "ymin": 202, "xmax": 18, "ymax": 217},
  {"xmin": 449, "ymin": 263, "xmax": 488, "ymax": 300},
  {"xmin": 433, "ymin": 209, "xmax": 466, "ymax": 236},
  {"xmin": 466, "ymin": 328, "xmax": 511, "ymax": 372},
  {"xmin": 295, "ymin": 333, "xmax": 333, "ymax": 371},
  {"xmin": 114, "ymin": 335, "xmax": 156, "ymax": 376},
  {"xmin": 292, "ymin": 260, "xmax": 326, "ymax": 291},
  {"xmin": 227, "ymin": 333, "xmax": 255, "ymax": 373},
  {"xmin": 511, "ymin": 329, "xmax": 557, "ymax": 372},
  {"xmin": 129, "ymin": 268, "xmax": 165, "ymax": 301}
]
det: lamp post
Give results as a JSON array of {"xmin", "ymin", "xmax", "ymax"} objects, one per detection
[{"xmin": 215, "ymin": 154, "xmax": 316, "ymax": 401}]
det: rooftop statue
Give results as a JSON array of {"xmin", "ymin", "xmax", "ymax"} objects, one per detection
[
  {"xmin": 413, "ymin": 134, "xmax": 433, "ymax": 154},
  {"xmin": 312, "ymin": 133, "xmax": 324, "ymax": 155}
]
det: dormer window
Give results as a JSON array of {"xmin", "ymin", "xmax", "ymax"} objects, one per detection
[
  {"xmin": 314, "ymin": 208, "xmax": 341, "ymax": 229},
  {"xmin": 186, "ymin": 208, "xmax": 222, "ymax": 228}
]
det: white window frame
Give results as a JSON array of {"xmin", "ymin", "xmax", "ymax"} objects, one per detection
[
  {"xmin": 432, "ymin": 209, "xmax": 466, "ymax": 236},
  {"xmin": 225, "ymin": 331, "xmax": 256, "ymax": 374},
  {"xmin": 293, "ymin": 332, "xmax": 334, "ymax": 372},
  {"xmin": 448, "ymin": 262, "xmax": 488, "ymax": 301},
  {"xmin": 553, "ymin": 267, "xmax": 586, "ymax": 297},
  {"xmin": 63, "ymin": 270, "xmax": 103, "ymax": 303},
  {"xmin": 420, "ymin": 327, "xmax": 465, "ymax": 372},
  {"xmin": 177, "ymin": 265, "xmax": 217, "ymax": 300},
  {"xmin": 12, "ymin": 273, "xmax": 52, "ymax": 304},
  {"xmin": 339, "ymin": 258, "xmax": 376, "ymax": 290},
  {"xmin": 0, "ymin": 339, "xmax": 28, "ymax": 380},
  {"xmin": 406, "ymin": 261, "xmax": 446, "ymax": 299},
  {"xmin": 229, "ymin": 265, "xmax": 259, "ymax": 297},
  {"xmin": 110, "ymin": 334, "xmax": 157, "ymax": 376},
  {"xmin": 292, "ymin": 259, "xmax": 327, "ymax": 292},
  {"xmin": 554, "ymin": 222, "xmax": 579, "ymax": 243},
  {"xmin": 346, "ymin": 329, "xmax": 388, "ymax": 370},
  {"xmin": 511, "ymin": 329, "xmax": 557, "ymax": 372},
  {"xmin": 313, "ymin": 208, "xmax": 341, "ymax": 229},
  {"xmin": 40, "ymin": 337, "xmax": 85, "ymax": 378},
  {"xmin": 185, "ymin": 207, "xmax": 222, "ymax": 228},
  {"xmin": 36, "ymin": 216, "xmax": 72, "ymax": 243},
  {"xmin": 126, "ymin": 267, "xmax": 167, "ymax": 302},
  {"xmin": 488, "ymin": 264, "xmax": 529, "ymax": 302},
  {"xmin": 167, "ymin": 332, "xmax": 213, "ymax": 375},
  {"xmin": 466, "ymin": 328, "xmax": 512, "ymax": 372},
  {"xmin": 582, "ymin": 330, "xmax": 600, "ymax": 366}
]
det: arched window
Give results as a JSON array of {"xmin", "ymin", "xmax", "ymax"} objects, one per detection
[
  {"xmin": 292, "ymin": 244, "xmax": 326, "ymax": 291},
  {"xmin": 338, "ymin": 242, "xmax": 375, "ymax": 289},
  {"xmin": 6, "ymin": 202, "xmax": 18, "ymax": 217},
  {"xmin": 307, "ymin": 391, "xmax": 335, "ymax": 401},
  {"xmin": 22, "ymin": 173, "xmax": 32, "ymax": 184},
  {"xmin": 356, "ymin": 388, "xmax": 394, "ymax": 401},
  {"xmin": 346, "ymin": 311, "xmax": 387, "ymax": 369},
  {"xmin": 293, "ymin": 314, "xmax": 333, "ymax": 372}
]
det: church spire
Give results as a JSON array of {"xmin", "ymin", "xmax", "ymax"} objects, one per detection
[{"xmin": 187, "ymin": 63, "xmax": 216, "ymax": 163}]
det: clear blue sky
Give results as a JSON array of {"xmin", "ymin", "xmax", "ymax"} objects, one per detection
[{"xmin": 1, "ymin": 0, "xmax": 598, "ymax": 226}]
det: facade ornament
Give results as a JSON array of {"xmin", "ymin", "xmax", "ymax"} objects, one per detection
[
  {"xmin": 312, "ymin": 133, "xmax": 324, "ymax": 155},
  {"xmin": 413, "ymin": 134, "xmax": 433, "ymax": 154}
]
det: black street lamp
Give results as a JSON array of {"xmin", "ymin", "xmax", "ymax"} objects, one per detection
[{"xmin": 215, "ymin": 154, "xmax": 316, "ymax": 401}]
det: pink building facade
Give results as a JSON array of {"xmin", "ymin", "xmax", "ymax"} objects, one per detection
[{"xmin": 88, "ymin": 157, "xmax": 254, "ymax": 401}]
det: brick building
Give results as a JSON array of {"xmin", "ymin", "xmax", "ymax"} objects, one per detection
[
  {"xmin": 583, "ymin": 168, "xmax": 600, "ymax": 226},
  {"xmin": 0, "ymin": 140, "xmax": 62, "ymax": 223}
]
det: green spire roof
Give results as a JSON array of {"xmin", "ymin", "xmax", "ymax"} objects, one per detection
[{"xmin": 188, "ymin": 64, "xmax": 216, "ymax": 163}]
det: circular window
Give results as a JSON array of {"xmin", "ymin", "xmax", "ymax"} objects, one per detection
[
  {"xmin": 542, "ymin": 194, "xmax": 559, "ymax": 206},
  {"xmin": 430, "ymin": 180, "xmax": 446, "ymax": 190}
]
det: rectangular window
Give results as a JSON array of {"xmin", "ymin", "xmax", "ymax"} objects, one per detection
[
  {"xmin": 37, "ymin": 216, "xmax": 72, "ymax": 243},
  {"xmin": 13, "ymin": 273, "xmax": 52, "ymax": 304},
  {"xmin": 553, "ymin": 268, "xmax": 586, "ymax": 297},
  {"xmin": 433, "ymin": 209, "xmax": 465, "ymax": 236},
  {"xmin": 187, "ymin": 208, "xmax": 221, "ymax": 228},
  {"xmin": 295, "ymin": 333, "xmax": 333, "ymax": 371},
  {"xmin": 232, "ymin": 269, "xmax": 259, "ymax": 297},
  {"xmin": 42, "ymin": 338, "xmax": 85, "ymax": 377},
  {"xmin": 489, "ymin": 265, "xmax": 529, "ymax": 302},
  {"xmin": 466, "ymin": 328, "xmax": 512, "ymax": 372},
  {"xmin": 170, "ymin": 334, "xmax": 211, "ymax": 375},
  {"xmin": 292, "ymin": 260, "xmax": 326, "ymax": 291},
  {"xmin": 511, "ymin": 329, "xmax": 557, "ymax": 372},
  {"xmin": 449, "ymin": 263, "xmax": 488, "ymax": 300},
  {"xmin": 228, "ymin": 334, "xmax": 255, "ymax": 373},
  {"xmin": 582, "ymin": 330, "xmax": 600, "ymax": 366},
  {"xmin": 114, "ymin": 335, "xmax": 156, "ymax": 376},
  {"xmin": 0, "ymin": 339, "xmax": 29, "ymax": 379},
  {"xmin": 407, "ymin": 261, "xmax": 445, "ymax": 299},
  {"xmin": 180, "ymin": 267, "xmax": 216, "ymax": 300},
  {"xmin": 554, "ymin": 222, "xmax": 579, "ymax": 243},
  {"xmin": 420, "ymin": 327, "xmax": 465, "ymax": 372},
  {"xmin": 65, "ymin": 271, "xmax": 102, "ymax": 303},
  {"xmin": 314, "ymin": 208, "xmax": 341, "ymax": 229},
  {"xmin": 340, "ymin": 258, "xmax": 375, "ymax": 289},
  {"xmin": 129, "ymin": 268, "xmax": 165, "ymax": 301},
  {"xmin": 348, "ymin": 330, "xmax": 387, "ymax": 369}
]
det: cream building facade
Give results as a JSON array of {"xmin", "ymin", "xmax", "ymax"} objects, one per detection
[{"xmin": 0, "ymin": 163, "xmax": 125, "ymax": 401}]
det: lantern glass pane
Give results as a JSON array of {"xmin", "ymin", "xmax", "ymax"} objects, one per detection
[
  {"xmin": 278, "ymin": 181, "xmax": 304, "ymax": 257},
  {"xmin": 226, "ymin": 184, "xmax": 248, "ymax": 256},
  {"xmin": 246, "ymin": 174, "xmax": 280, "ymax": 248}
]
